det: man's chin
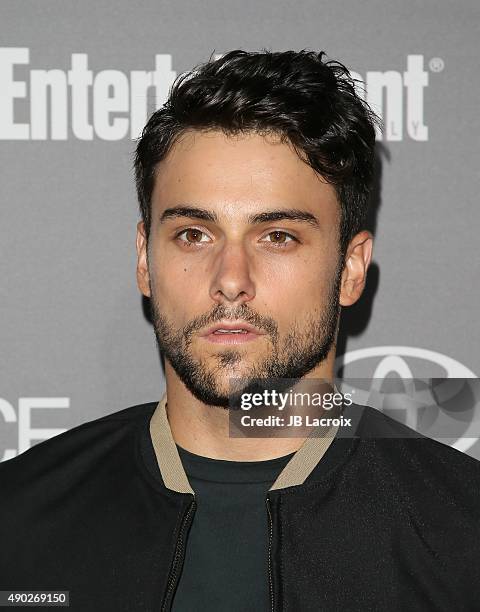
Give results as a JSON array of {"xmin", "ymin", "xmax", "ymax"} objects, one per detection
[
  {"xmin": 201, "ymin": 373, "xmax": 252, "ymax": 399},
  {"xmin": 180, "ymin": 380, "xmax": 237, "ymax": 410},
  {"xmin": 195, "ymin": 351, "xmax": 262, "ymax": 377},
  {"xmin": 180, "ymin": 370, "xmax": 263, "ymax": 410}
]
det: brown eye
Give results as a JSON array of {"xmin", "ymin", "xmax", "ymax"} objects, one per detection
[
  {"xmin": 264, "ymin": 231, "xmax": 296, "ymax": 245},
  {"xmin": 185, "ymin": 229, "xmax": 202, "ymax": 242},
  {"xmin": 177, "ymin": 228, "xmax": 210, "ymax": 244},
  {"xmin": 271, "ymin": 231, "xmax": 287, "ymax": 243}
]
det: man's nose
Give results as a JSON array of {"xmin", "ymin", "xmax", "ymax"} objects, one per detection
[{"xmin": 209, "ymin": 243, "xmax": 256, "ymax": 306}]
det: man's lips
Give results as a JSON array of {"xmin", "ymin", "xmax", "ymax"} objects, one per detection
[{"xmin": 199, "ymin": 321, "xmax": 266, "ymax": 344}]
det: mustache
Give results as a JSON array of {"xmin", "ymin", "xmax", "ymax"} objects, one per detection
[{"xmin": 183, "ymin": 304, "xmax": 278, "ymax": 343}]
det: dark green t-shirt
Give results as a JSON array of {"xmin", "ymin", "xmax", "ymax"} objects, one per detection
[{"xmin": 171, "ymin": 445, "xmax": 295, "ymax": 611}]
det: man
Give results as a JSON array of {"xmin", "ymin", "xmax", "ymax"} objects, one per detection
[{"xmin": 1, "ymin": 50, "xmax": 479, "ymax": 611}]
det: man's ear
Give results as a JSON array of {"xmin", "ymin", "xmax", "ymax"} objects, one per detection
[
  {"xmin": 339, "ymin": 230, "xmax": 373, "ymax": 307},
  {"xmin": 136, "ymin": 221, "xmax": 151, "ymax": 298}
]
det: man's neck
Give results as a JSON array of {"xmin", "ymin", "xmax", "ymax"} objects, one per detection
[{"xmin": 163, "ymin": 360, "xmax": 336, "ymax": 461}]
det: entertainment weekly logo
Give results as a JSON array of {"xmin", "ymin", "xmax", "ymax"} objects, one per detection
[{"xmin": 0, "ymin": 48, "xmax": 442, "ymax": 142}]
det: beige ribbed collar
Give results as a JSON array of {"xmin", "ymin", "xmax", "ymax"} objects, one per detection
[{"xmin": 149, "ymin": 392, "xmax": 338, "ymax": 494}]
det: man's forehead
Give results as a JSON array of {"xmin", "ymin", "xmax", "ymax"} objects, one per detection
[
  {"xmin": 154, "ymin": 128, "xmax": 326, "ymax": 179},
  {"xmin": 150, "ymin": 129, "xmax": 339, "ymax": 221}
]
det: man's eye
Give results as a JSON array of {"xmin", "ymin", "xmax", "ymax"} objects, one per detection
[
  {"xmin": 262, "ymin": 231, "xmax": 297, "ymax": 245},
  {"xmin": 176, "ymin": 228, "xmax": 211, "ymax": 244}
]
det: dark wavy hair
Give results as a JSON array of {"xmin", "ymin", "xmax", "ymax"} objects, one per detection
[{"xmin": 134, "ymin": 49, "xmax": 379, "ymax": 255}]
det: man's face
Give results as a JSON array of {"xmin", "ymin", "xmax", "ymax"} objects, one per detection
[{"xmin": 138, "ymin": 129, "xmax": 346, "ymax": 407}]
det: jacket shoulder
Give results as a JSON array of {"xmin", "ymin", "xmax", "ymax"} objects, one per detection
[
  {"xmin": 0, "ymin": 401, "xmax": 158, "ymax": 492},
  {"xmin": 354, "ymin": 403, "xmax": 480, "ymax": 509}
]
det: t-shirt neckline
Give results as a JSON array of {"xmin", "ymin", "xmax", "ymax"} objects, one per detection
[{"xmin": 176, "ymin": 443, "xmax": 296, "ymax": 484}]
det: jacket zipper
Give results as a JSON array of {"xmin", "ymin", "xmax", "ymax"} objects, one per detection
[
  {"xmin": 266, "ymin": 495, "xmax": 275, "ymax": 612},
  {"xmin": 161, "ymin": 497, "xmax": 196, "ymax": 612}
]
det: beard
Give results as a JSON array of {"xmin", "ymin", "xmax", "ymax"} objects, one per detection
[{"xmin": 150, "ymin": 258, "xmax": 343, "ymax": 408}]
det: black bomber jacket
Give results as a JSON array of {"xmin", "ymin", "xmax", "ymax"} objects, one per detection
[{"xmin": 1, "ymin": 393, "xmax": 479, "ymax": 611}]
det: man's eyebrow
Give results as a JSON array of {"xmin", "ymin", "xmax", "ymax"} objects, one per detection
[
  {"xmin": 159, "ymin": 205, "xmax": 320, "ymax": 228},
  {"xmin": 160, "ymin": 206, "xmax": 218, "ymax": 223},
  {"xmin": 248, "ymin": 209, "xmax": 320, "ymax": 228}
]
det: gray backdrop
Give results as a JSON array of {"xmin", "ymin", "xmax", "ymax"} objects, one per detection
[{"xmin": 1, "ymin": 0, "xmax": 479, "ymax": 461}]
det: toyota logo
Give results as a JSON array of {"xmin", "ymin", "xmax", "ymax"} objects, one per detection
[{"xmin": 335, "ymin": 346, "xmax": 478, "ymax": 452}]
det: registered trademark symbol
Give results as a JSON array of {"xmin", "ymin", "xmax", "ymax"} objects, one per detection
[{"xmin": 429, "ymin": 57, "xmax": 444, "ymax": 72}]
